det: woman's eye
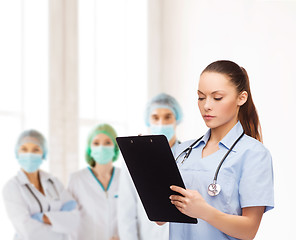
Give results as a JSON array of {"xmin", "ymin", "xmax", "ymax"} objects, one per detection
[
  {"xmin": 93, "ymin": 142, "xmax": 99, "ymax": 146},
  {"xmin": 214, "ymin": 97, "xmax": 223, "ymax": 101},
  {"xmin": 198, "ymin": 97, "xmax": 205, "ymax": 101},
  {"xmin": 20, "ymin": 147, "xmax": 27, "ymax": 152}
]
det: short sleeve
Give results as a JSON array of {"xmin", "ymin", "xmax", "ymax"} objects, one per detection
[{"xmin": 239, "ymin": 147, "xmax": 274, "ymax": 212}]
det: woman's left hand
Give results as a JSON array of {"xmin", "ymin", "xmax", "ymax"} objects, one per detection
[{"xmin": 170, "ymin": 185, "xmax": 209, "ymax": 219}]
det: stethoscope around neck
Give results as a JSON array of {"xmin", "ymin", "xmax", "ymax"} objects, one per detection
[
  {"xmin": 25, "ymin": 178, "xmax": 60, "ymax": 213},
  {"xmin": 175, "ymin": 131, "xmax": 245, "ymax": 197}
]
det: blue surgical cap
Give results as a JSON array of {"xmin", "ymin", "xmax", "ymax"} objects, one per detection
[
  {"xmin": 15, "ymin": 129, "xmax": 48, "ymax": 159},
  {"xmin": 144, "ymin": 93, "xmax": 183, "ymax": 126}
]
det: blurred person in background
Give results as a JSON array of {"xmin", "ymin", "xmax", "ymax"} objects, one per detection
[
  {"xmin": 68, "ymin": 123, "xmax": 120, "ymax": 240},
  {"xmin": 2, "ymin": 129, "xmax": 79, "ymax": 240},
  {"xmin": 118, "ymin": 93, "xmax": 183, "ymax": 240}
]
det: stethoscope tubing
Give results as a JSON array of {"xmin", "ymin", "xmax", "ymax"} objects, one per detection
[
  {"xmin": 213, "ymin": 131, "xmax": 245, "ymax": 182},
  {"xmin": 25, "ymin": 184, "xmax": 43, "ymax": 213},
  {"xmin": 25, "ymin": 178, "xmax": 59, "ymax": 213},
  {"xmin": 175, "ymin": 136, "xmax": 203, "ymax": 163},
  {"xmin": 175, "ymin": 131, "xmax": 245, "ymax": 196}
]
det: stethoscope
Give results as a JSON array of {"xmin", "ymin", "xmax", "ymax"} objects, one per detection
[
  {"xmin": 175, "ymin": 131, "xmax": 245, "ymax": 197},
  {"xmin": 25, "ymin": 178, "xmax": 60, "ymax": 212}
]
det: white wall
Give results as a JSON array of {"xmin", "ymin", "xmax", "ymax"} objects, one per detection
[
  {"xmin": 78, "ymin": 0, "xmax": 148, "ymax": 170},
  {"xmin": 149, "ymin": 0, "xmax": 296, "ymax": 239},
  {"xmin": 0, "ymin": 1, "xmax": 49, "ymax": 238}
]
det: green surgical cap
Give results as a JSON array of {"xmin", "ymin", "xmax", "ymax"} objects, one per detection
[
  {"xmin": 85, "ymin": 123, "xmax": 119, "ymax": 167},
  {"xmin": 144, "ymin": 93, "xmax": 183, "ymax": 126}
]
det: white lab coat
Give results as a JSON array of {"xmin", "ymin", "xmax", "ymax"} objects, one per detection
[
  {"xmin": 118, "ymin": 164, "xmax": 169, "ymax": 240},
  {"xmin": 67, "ymin": 167, "xmax": 120, "ymax": 240},
  {"xmin": 2, "ymin": 170, "xmax": 80, "ymax": 240},
  {"xmin": 117, "ymin": 141, "xmax": 179, "ymax": 240}
]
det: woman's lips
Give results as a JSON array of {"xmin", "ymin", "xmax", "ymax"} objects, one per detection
[{"xmin": 203, "ymin": 115, "xmax": 215, "ymax": 120}]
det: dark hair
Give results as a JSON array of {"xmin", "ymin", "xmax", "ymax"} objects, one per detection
[{"xmin": 202, "ymin": 60, "xmax": 262, "ymax": 142}]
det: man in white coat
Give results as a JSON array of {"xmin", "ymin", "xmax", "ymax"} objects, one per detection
[{"xmin": 117, "ymin": 93, "xmax": 183, "ymax": 240}]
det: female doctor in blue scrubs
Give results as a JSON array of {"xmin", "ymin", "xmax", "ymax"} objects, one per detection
[{"xmin": 162, "ymin": 60, "xmax": 274, "ymax": 239}]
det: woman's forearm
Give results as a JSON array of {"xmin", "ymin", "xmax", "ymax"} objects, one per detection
[
  {"xmin": 170, "ymin": 186, "xmax": 265, "ymax": 239},
  {"xmin": 203, "ymin": 205, "xmax": 265, "ymax": 240}
]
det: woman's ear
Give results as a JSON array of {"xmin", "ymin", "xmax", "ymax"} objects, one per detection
[{"xmin": 238, "ymin": 91, "xmax": 248, "ymax": 106}]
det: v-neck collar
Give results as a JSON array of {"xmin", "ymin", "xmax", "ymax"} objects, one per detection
[{"xmin": 87, "ymin": 166, "xmax": 115, "ymax": 192}]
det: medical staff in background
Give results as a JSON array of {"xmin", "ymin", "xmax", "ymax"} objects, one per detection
[
  {"xmin": 2, "ymin": 129, "xmax": 79, "ymax": 240},
  {"xmin": 118, "ymin": 93, "xmax": 183, "ymax": 240},
  {"xmin": 68, "ymin": 123, "xmax": 120, "ymax": 240},
  {"xmin": 158, "ymin": 60, "xmax": 274, "ymax": 239}
]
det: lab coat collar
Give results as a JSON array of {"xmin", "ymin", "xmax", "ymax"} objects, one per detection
[
  {"xmin": 87, "ymin": 166, "xmax": 116, "ymax": 192},
  {"xmin": 17, "ymin": 169, "xmax": 52, "ymax": 186},
  {"xmin": 17, "ymin": 170, "xmax": 30, "ymax": 185},
  {"xmin": 219, "ymin": 121, "xmax": 244, "ymax": 152}
]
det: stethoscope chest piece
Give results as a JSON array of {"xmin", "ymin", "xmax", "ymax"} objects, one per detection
[{"xmin": 208, "ymin": 182, "xmax": 221, "ymax": 197}]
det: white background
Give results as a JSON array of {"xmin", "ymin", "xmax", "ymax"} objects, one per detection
[{"xmin": 0, "ymin": 0, "xmax": 296, "ymax": 239}]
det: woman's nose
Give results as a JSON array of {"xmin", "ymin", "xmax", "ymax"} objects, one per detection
[{"xmin": 204, "ymin": 98, "xmax": 212, "ymax": 111}]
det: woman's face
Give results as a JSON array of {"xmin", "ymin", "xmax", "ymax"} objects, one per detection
[
  {"xmin": 18, "ymin": 142, "xmax": 43, "ymax": 155},
  {"xmin": 149, "ymin": 108, "xmax": 176, "ymax": 126},
  {"xmin": 91, "ymin": 133, "xmax": 114, "ymax": 147},
  {"xmin": 198, "ymin": 71, "xmax": 247, "ymax": 129}
]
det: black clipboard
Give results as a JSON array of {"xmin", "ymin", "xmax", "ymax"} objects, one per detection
[{"xmin": 116, "ymin": 135, "xmax": 197, "ymax": 224}]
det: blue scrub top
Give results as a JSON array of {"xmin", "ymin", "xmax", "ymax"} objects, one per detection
[
  {"xmin": 171, "ymin": 140, "xmax": 180, "ymax": 155},
  {"xmin": 169, "ymin": 121, "xmax": 274, "ymax": 240}
]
